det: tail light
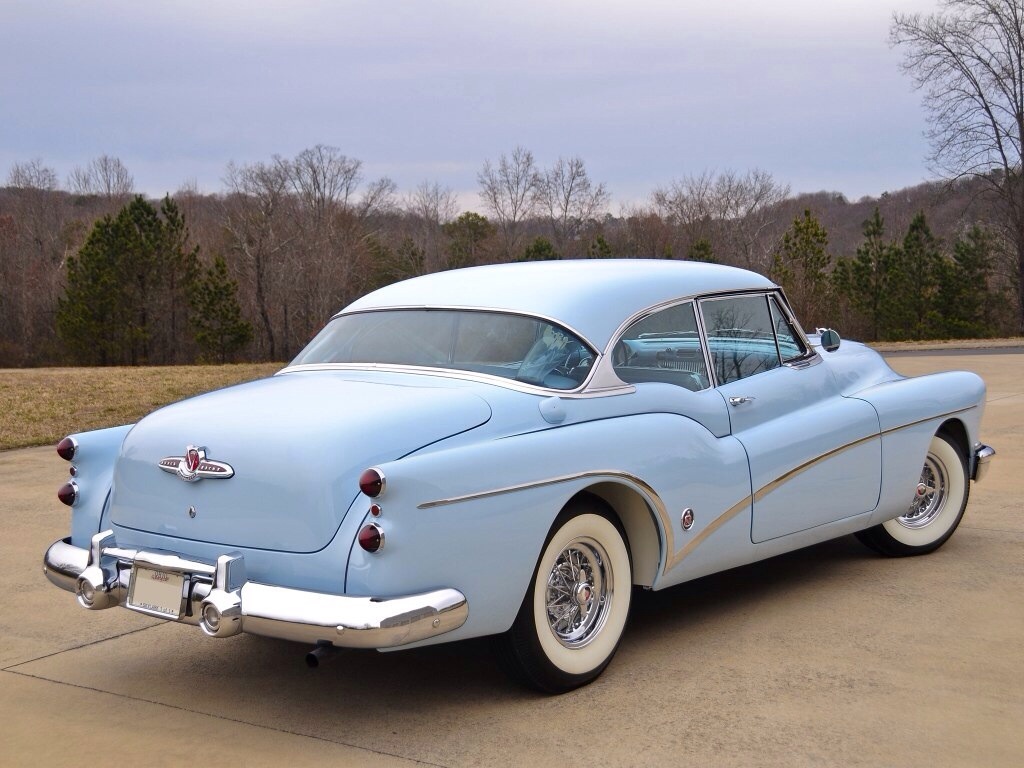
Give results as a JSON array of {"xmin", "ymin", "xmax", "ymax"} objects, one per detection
[
  {"xmin": 57, "ymin": 436, "xmax": 77, "ymax": 461},
  {"xmin": 359, "ymin": 468, "xmax": 386, "ymax": 498},
  {"xmin": 358, "ymin": 523, "xmax": 385, "ymax": 553},
  {"xmin": 58, "ymin": 480, "xmax": 79, "ymax": 507}
]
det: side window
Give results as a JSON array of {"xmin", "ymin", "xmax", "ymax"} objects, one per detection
[
  {"xmin": 701, "ymin": 295, "xmax": 781, "ymax": 384},
  {"xmin": 768, "ymin": 295, "xmax": 808, "ymax": 362},
  {"xmin": 613, "ymin": 301, "xmax": 709, "ymax": 391}
]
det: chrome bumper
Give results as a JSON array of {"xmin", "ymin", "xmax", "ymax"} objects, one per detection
[
  {"xmin": 972, "ymin": 442, "xmax": 996, "ymax": 482},
  {"xmin": 43, "ymin": 531, "xmax": 468, "ymax": 649}
]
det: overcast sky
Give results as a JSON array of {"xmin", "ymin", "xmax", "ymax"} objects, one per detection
[{"xmin": 1, "ymin": 0, "xmax": 942, "ymax": 210}]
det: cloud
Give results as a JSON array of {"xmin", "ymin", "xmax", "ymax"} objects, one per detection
[{"xmin": 0, "ymin": 0, "xmax": 940, "ymax": 201}]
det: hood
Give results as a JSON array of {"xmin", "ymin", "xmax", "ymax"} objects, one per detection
[{"xmin": 109, "ymin": 372, "xmax": 491, "ymax": 552}]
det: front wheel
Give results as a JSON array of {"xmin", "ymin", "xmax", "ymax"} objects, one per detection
[
  {"xmin": 495, "ymin": 502, "xmax": 632, "ymax": 693},
  {"xmin": 856, "ymin": 432, "xmax": 969, "ymax": 557}
]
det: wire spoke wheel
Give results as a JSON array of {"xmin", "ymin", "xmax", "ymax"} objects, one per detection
[
  {"xmin": 544, "ymin": 537, "xmax": 611, "ymax": 648},
  {"xmin": 856, "ymin": 432, "xmax": 969, "ymax": 557},
  {"xmin": 496, "ymin": 502, "xmax": 632, "ymax": 693},
  {"xmin": 898, "ymin": 454, "xmax": 948, "ymax": 529}
]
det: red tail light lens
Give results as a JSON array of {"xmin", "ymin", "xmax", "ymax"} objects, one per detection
[
  {"xmin": 57, "ymin": 436, "xmax": 77, "ymax": 461},
  {"xmin": 358, "ymin": 468, "xmax": 385, "ymax": 498},
  {"xmin": 358, "ymin": 523, "xmax": 385, "ymax": 553},
  {"xmin": 58, "ymin": 481, "xmax": 79, "ymax": 507}
]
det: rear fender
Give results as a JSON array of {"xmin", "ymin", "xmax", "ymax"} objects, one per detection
[
  {"xmin": 345, "ymin": 413, "xmax": 749, "ymax": 644},
  {"xmin": 63, "ymin": 424, "xmax": 134, "ymax": 547}
]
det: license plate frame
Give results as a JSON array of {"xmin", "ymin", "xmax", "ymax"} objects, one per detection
[{"xmin": 127, "ymin": 565, "xmax": 185, "ymax": 619}]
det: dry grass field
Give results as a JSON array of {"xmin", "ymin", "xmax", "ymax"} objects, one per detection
[{"xmin": 0, "ymin": 363, "xmax": 281, "ymax": 451}]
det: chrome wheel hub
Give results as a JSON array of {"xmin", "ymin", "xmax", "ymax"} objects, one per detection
[
  {"xmin": 545, "ymin": 536, "xmax": 612, "ymax": 649},
  {"xmin": 899, "ymin": 454, "xmax": 947, "ymax": 529}
]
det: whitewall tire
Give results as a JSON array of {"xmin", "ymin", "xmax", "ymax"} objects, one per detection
[
  {"xmin": 496, "ymin": 500, "xmax": 632, "ymax": 692},
  {"xmin": 856, "ymin": 433, "xmax": 970, "ymax": 557}
]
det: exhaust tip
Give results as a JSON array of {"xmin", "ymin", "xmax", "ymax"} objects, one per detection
[{"xmin": 306, "ymin": 642, "xmax": 337, "ymax": 669}]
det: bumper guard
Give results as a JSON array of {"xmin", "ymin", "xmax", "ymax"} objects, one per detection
[{"xmin": 972, "ymin": 442, "xmax": 996, "ymax": 482}]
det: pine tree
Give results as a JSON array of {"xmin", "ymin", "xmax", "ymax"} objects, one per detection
[
  {"xmin": 587, "ymin": 234, "xmax": 614, "ymax": 259},
  {"xmin": 443, "ymin": 212, "xmax": 495, "ymax": 269},
  {"xmin": 900, "ymin": 212, "xmax": 943, "ymax": 338},
  {"xmin": 190, "ymin": 255, "xmax": 253, "ymax": 363},
  {"xmin": 56, "ymin": 195, "xmax": 198, "ymax": 364},
  {"xmin": 936, "ymin": 226, "xmax": 995, "ymax": 338},
  {"xmin": 770, "ymin": 210, "xmax": 832, "ymax": 326},
  {"xmin": 686, "ymin": 238, "xmax": 716, "ymax": 263},
  {"xmin": 834, "ymin": 208, "xmax": 906, "ymax": 341},
  {"xmin": 519, "ymin": 236, "xmax": 558, "ymax": 261}
]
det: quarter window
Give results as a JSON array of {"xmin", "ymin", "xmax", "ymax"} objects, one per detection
[{"xmin": 613, "ymin": 301, "xmax": 709, "ymax": 391}]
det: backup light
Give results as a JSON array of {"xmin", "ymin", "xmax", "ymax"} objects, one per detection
[
  {"xmin": 78, "ymin": 579, "xmax": 96, "ymax": 607},
  {"xmin": 202, "ymin": 603, "xmax": 222, "ymax": 632}
]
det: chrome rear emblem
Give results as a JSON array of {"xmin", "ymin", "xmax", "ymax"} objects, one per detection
[
  {"xmin": 159, "ymin": 445, "xmax": 234, "ymax": 482},
  {"xmin": 186, "ymin": 446, "xmax": 200, "ymax": 472}
]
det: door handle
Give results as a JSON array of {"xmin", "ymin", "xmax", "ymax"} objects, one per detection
[{"xmin": 728, "ymin": 396, "xmax": 756, "ymax": 406}]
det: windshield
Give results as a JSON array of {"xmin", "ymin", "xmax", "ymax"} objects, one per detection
[{"xmin": 290, "ymin": 309, "xmax": 595, "ymax": 390}]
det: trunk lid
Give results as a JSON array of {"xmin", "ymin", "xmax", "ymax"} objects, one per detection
[{"xmin": 110, "ymin": 372, "xmax": 491, "ymax": 552}]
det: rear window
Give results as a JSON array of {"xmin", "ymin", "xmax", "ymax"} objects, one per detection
[{"xmin": 290, "ymin": 309, "xmax": 595, "ymax": 390}]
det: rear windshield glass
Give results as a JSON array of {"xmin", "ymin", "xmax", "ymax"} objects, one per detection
[{"xmin": 290, "ymin": 310, "xmax": 595, "ymax": 391}]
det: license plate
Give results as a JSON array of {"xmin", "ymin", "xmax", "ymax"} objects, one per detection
[{"xmin": 128, "ymin": 566, "xmax": 184, "ymax": 619}]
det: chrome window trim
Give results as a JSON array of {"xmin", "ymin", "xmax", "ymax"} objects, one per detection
[
  {"xmin": 768, "ymin": 291, "xmax": 819, "ymax": 368},
  {"xmin": 278, "ymin": 362, "xmax": 636, "ymax": 399}
]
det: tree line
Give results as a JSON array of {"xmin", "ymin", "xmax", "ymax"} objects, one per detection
[{"xmin": 0, "ymin": 145, "xmax": 1019, "ymax": 367}]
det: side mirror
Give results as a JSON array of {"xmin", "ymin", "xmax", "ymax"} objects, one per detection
[{"xmin": 818, "ymin": 328, "xmax": 841, "ymax": 353}]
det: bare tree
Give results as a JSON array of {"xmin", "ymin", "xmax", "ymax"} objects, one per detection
[
  {"xmin": 653, "ymin": 169, "xmax": 789, "ymax": 268},
  {"xmin": 652, "ymin": 171, "xmax": 719, "ymax": 253},
  {"xmin": 1, "ymin": 159, "xmax": 69, "ymax": 363},
  {"xmin": 537, "ymin": 157, "xmax": 609, "ymax": 256},
  {"xmin": 284, "ymin": 146, "xmax": 393, "ymax": 345},
  {"xmin": 67, "ymin": 155, "xmax": 134, "ymax": 199},
  {"xmin": 7, "ymin": 158, "xmax": 58, "ymax": 191},
  {"xmin": 289, "ymin": 145, "xmax": 363, "ymax": 219},
  {"xmin": 358, "ymin": 176, "xmax": 398, "ymax": 219},
  {"xmin": 477, "ymin": 146, "xmax": 541, "ymax": 259},
  {"xmin": 715, "ymin": 169, "xmax": 790, "ymax": 271},
  {"xmin": 405, "ymin": 181, "xmax": 459, "ymax": 271},
  {"xmin": 893, "ymin": 0, "xmax": 1024, "ymax": 329},
  {"xmin": 221, "ymin": 159, "xmax": 296, "ymax": 360}
]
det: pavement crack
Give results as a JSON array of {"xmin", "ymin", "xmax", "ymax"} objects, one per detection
[
  {"xmin": 1, "ymin": 623, "xmax": 163, "ymax": 672},
  {"xmin": 986, "ymin": 391, "xmax": 1023, "ymax": 403},
  {"xmin": 2, "ymin": 668, "xmax": 448, "ymax": 767}
]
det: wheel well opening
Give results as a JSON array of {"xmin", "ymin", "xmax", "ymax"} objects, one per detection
[
  {"xmin": 568, "ymin": 485, "xmax": 661, "ymax": 587},
  {"xmin": 938, "ymin": 418, "xmax": 969, "ymax": 459}
]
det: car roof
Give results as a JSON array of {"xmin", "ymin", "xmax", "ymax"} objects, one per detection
[{"xmin": 342, "ymin": 259, "xmax": 777, "ymax": 350}]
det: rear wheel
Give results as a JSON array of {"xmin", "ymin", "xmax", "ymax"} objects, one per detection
[
  {"xmin": 495, "ymin": 501, "xmax": 632, "ymax": 693},
  {"xmin": 856, "ymin": 433, "xmax": 969, "ymax": 557}
]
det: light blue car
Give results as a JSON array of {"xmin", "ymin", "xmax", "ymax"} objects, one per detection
[{"xmin": 44, "ymin": 260, "xmax": 995, "ymax": 692}]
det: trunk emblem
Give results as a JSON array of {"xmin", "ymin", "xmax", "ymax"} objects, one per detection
[{"xmin": 159, "ymin": 445, "xmax": 234, "ymax": 482}]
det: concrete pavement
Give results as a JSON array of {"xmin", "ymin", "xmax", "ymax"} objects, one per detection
[{"xmin": 2, "ymin": 352, "xmax": 1021, "ymax": 767}]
